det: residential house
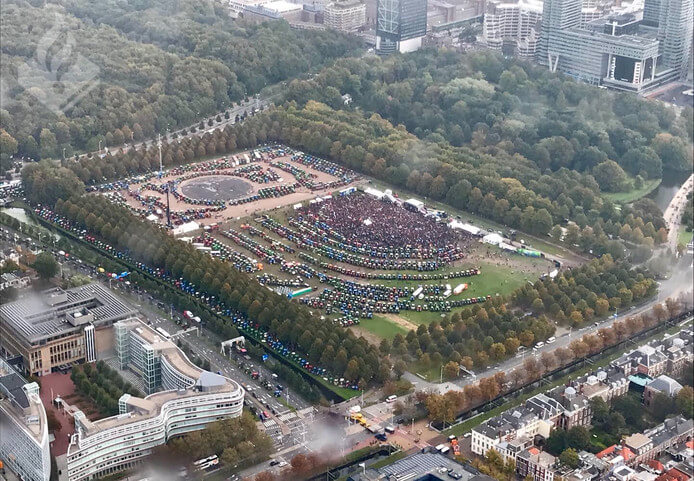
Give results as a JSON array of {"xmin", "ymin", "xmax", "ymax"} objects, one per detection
[{"xmin": 517, "ymin": 446, "xmax": 556, "ymax": 481}]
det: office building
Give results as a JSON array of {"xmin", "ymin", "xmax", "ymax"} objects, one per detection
[
  {"xmin": 0, "ymin": 284, "xmax": 137, "ymax": 377},
  {"xmin": 0, "ymin": 357, "xmax": 51, "ymax": 481},
  {"xmin": 325, "ymin": 0, "xmax": 367, "ymax": 31},
  {"xmin": 66, "ymin": 318, "xmax": 244, "ymax": 481},
  {"xmin": 536, "ymin": 0, "xmax": 693, "ymax": 91},
  {"xmin": 376, "ymin": 0, "xmax": 428, "ymax": 54}
]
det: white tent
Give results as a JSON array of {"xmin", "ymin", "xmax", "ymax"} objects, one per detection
[
  {"xmin": 172, "ymin": 221, "xmax": 200, "ymax": 237},
  {"xmin": 363, "ymin": 218, "xmax": 373, "ymax": 226},
  {"xmin": 449, "ymin": 220, "xmax": 482, "ymax": 236},
  {"xmin": 482, "ymin": 233, "xmax": 504, "ymax": 246},
  {"xmin": 146, "ymin": 213, "xmax": 159, "ymax": 222},
  {"xmin": 293, "ymin": 203, "xmax": 303, "ymax": 210},
  {"xmin": 499, "ymin": 242, "xmax": 517, "ymax": 252},
  {"xmin": 364, "ymin": 187, "xmax": 385, "ymax": 199}
]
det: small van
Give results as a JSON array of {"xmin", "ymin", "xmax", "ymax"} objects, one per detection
[
  {"xmin": 535, "ymin": 341, "xmax": 544, "ymax": 348},
  {"xmin": 386, "ymin": 395, "xmax": 397, "ymax": 403},
  {"xmin": 547, "ymin": 336, "xmax": 556, "ymax": 344}
]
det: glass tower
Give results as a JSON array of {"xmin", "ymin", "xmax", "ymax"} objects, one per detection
[{"xmin": 376, "ymin": 0, "xmax": 428, "ymax": 54}]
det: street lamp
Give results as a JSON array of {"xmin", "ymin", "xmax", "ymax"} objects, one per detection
[{"xmin": 98, "ymin": 140, "xmax": 102, "ymax": 154}]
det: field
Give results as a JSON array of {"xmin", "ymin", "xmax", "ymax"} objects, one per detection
[
  {"xmin": 95, "ymin": 145, "xmax": 563, "ymax": 349},
  {"xmin": 678, "ymin": 226, "xmax": 693, "ymax": 246},
  {"xmin": 603, "ymin": 177, "xmax": 661, "ymax": 204}
]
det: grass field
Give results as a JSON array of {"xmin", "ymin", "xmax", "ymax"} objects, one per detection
[
  {"xmin": 358, "ymin": 315, "xmax": 409, "ymax": 339},
  {"xmin": 603, "ymin": 177, "xmax": 661, "ymax": 204},
  {"xmin": 678, "ymin": 227, "xmax": 693, "ymax": 246}
]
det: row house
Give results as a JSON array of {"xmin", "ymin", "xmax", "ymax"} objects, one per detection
[
  {"xmin": 517, "ymin": 446, "xmax": 557, "ymax": 481},
  {"xmin": 612, "ymin": 329, "xmax": 693, "ymax": 379}
]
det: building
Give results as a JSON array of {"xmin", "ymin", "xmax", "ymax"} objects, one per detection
[
  {"xmin": 517, "ymin": 447, "xmax": 557, "ymax": 481},
  {"xmin": 325, "ymin": 0, "xmax": 366, "ymax": 31},
  {"xmin": 536, "ymin": 0, "xmax": 693, "ymax": 91},
  {"xmin": 613, "ymin": 329, "xmax": 693, "ymax": 379},
  {"xmin": 624, "ymin": 432, "xmax": 655, "ymax": 464},
  {"xmin": 376, "ymin": 0, "xmax": 428, "ymax": 54},
  {"xmin": 471, "ymin": 405, "xmax": 554, "ymax": 457},
  {"xmin": 242, "ymin": 0, "xmax": 306, "ymax": 22},
  {"xmin": 0, "ymin": 271, "xmax": 31, "ymax": 291},
  {"xmin": 0, "ymin": 284, "xmax": 138, "ymax": 377},
  {"xmin": 644, "ymin": 375, "xmax": 683, "ymax": 407},
  {"xmin": 0, "ymin": 357, "xmax": 51, "ymax": 481},
  {"xmin": 482, "ymin": 0, "xmax": 543, "ymax": 57},
  {"xmin": 65, "ymin": 318, "xmax": 244, "ymax": 481}
]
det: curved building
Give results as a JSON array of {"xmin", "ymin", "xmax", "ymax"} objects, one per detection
[{"xmin": 66, "ymin": 319, "xmax": 244, "ymax": 481}]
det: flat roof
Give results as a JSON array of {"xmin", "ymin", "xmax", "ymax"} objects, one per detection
[
  {"xmin": 0, "ymin": 358, "xmax": 46, "ymax": 443},
  {"xmin": 0, "ymin": 283, "xmax": 137, "ymax": 344}
]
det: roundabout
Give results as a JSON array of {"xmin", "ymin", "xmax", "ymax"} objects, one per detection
[{"xmin": 179, "ymin": 176, "xmax": 254, "ymax": 202}]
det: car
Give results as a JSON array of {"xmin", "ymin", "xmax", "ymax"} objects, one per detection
[
  {"xmin": 374, "ymin": 433, "xmax": 387, "ymax": 441},
  {"xmin": 269, "ymin": 460, "xmax": 279, "ymax": 466},
  {"xmin": 386, "ymin": 395, "xmax": 397, "ymax": 403},
  {"xmin": 278, "ymin": 461, "xmax": 288, "ymax": 468},
  {"xmin": 547, "ymin": 336, "xmax": 556, "ymax": 344},
  {"xmin": 535, "ymin": 341, "xmax": 544, "ymax": 348},
  {"xmin": 447, "ymin": 471, "xmax": 463, "ymax": 480}
]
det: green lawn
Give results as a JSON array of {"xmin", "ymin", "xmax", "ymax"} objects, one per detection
[
  {"xmin": 358, "ymin": 316, "xmax": 409, "ymax": 339},
  {"xmin": 603, "ymin": 177, "xmax": 661, "ymax": 204},
  {"xmin": 678, "ymin": 227, "xmax": 693, "ymax": 246}
]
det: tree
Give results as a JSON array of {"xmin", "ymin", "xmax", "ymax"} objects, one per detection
[
  {"xmin": 443, "ymin": 361, "xmax": 459, "ymax": 380},
  {"xmin": 676, "ymin": 386, "xmax": 694, "ymax": 419},
  {"xmin": 566, "ymin": 426, "xmax": 590, "ymax": 450},
  {"xmin": 33, "ymin": 252, "xmax": 59, "ymax": 280},
  {"xmin": 592, "ymin": 160, "xmax": 629, "ymax": 193},
  {"xmin": 559, "ymin": 448, "xmax": 580, "ymax": 469},
  {"xmin": 393, "ymin": 360, "xmax": 407, "ymax": 380}
]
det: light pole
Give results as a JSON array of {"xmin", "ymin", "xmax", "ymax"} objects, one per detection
[
  {"xmin": 98, "ymin": 140, "xmax": 102, "ymax": 155},
  {"xmin": 440, "ymin": 364, "xmax": 444, "ymax": 383}
]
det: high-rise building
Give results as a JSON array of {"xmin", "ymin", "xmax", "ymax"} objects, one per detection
[
  {"xmin": 376, "ymin": 0, "xmax": 428, "ymax": 54},
  {"xmin": 66, "ymin": 318, "xmax": 244, "ymax": 481},
  {"xmin": 536, "ymin": 0, "xmax": 692, "ymax": 91},
  {"xmin": 0, "ymin": 358, "xmax": 51, "ymax": 481},
  {"xmin": 325, "ymin": 0, "xmax": 367, "ymax": 31}
]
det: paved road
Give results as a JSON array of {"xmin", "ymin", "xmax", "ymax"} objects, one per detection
[{"xmin": 663, "ymin": 173, "xmax": 694, "ymax": 251}]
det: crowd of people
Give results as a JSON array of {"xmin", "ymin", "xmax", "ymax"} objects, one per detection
[{"xmin": 298, "ymin": 194, "xmax": 463, "ymax": 252}]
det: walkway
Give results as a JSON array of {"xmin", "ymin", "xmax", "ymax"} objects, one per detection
[{"xmin": 663, "ymin": 173, "xmax": 694, "ymax": 252}]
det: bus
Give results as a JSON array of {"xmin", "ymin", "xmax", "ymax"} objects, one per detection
[
  {"xmin": 155, "ymin": 327, "xmax": 171, "ymax": 339},
  {"xmin": 193, "ymin": 455, "xmax": 218, "ymax": 471}
]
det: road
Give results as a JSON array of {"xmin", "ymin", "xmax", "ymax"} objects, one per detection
[{"xmin": 663, "ymin": 173, "xmax": 694, "ymax": 251}]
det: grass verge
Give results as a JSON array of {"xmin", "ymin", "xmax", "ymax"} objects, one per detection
[{"xmin": 603, "ymin": 177, "xmax": 661, "ymax": 204}]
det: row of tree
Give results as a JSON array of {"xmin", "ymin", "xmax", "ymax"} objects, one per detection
[
  {"xmin": 71, "ymin": 361, "xmax": 142, "ymax": 416},
  {"xmin": 421, "ymin": 295, "xmax": 690, "ymax": 425},
  {"xmin": 168, "ymin": 412, "xmax": 273, "ymax": 469},
  {"xmin": 50, "ymin": 194, "xmax": 386, "ymax": 386}
]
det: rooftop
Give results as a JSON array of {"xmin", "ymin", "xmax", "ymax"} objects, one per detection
[
  {"xmin": 351, "ymin": 451, "xmax": 480, "ymax": 480},
  {"xmin": 0, "ymin": 283, "xmax": 137, "ymax": 345},
  {"xmin": 0, "ymin": 358, "xmax": 46, "ymax": 444}
]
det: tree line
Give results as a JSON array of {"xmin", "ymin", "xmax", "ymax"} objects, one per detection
[
  {"xmin": 168, "ymin": 412, "xmax": 273, "ymax": 469},
  {"xmin": 71, "ymin": 361, "xmax": 143, "ymax": 416},
  {"xmin": 421, "ymin": 296, "xmax": 689, "ymax": 426},
  {"xmin": 51, "ymin": 194, "xmax": 387, "ymax": 387},
  {"xmin": 0, "ymin": 0, "xmax": 362, "ymax": 167},
  {"xmin": 283, "ymin": 49, "xmax": 693, "ymax": 176}
]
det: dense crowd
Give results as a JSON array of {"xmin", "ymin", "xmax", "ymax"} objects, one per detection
[{"xmin": 298, "ymin": 194, "xmax": 462, "ymax": 251}]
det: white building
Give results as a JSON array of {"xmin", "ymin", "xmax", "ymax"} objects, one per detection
[
  {"xmin": 66, "ymin": 319, "xmax": 244, "ymax": 481},
  {"xmin": 0, "ymin": 357, "xmax": 51, "ymax": 481},
  {"xmin": 471, "ymin": 405, "xmax": 554, "ymax": 458},
  {"xmin": 325, "ymin": 0, "xmax": 367, "ymax": 31}
]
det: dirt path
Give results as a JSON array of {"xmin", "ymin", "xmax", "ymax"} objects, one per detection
[
  {"xmin": 381, "ymin": 313, "xmax": 418, "ymax": 331},
  {"xmin": 350, "ymin": 326, "xmax": 382, "ymax": 346}
]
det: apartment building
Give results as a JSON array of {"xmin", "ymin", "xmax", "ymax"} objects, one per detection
[
  {"xmin": 0, "ymin": 357, "xmax": 51, "ymax": 481},
  {"xmin": 325, "ymin": 0, "xmax": 366, "ymax": 31},
  {"xmin": 517, "ymin": 447, "xmax": 556, "ymax": 481},
  {"xmin": 66, "ymin": 318, "xmax": 244, "ymax": 481},
  {"xmin": 0, "ymin": 284, "xmax": 137, "ymax": 376},
  {"xmin": 471, "ymin": 405, "xmax": 554, "ymax": 457},
  {"xmin": 597, "ymin": 416, "xmax": 693, "ymax": 468},
  {"xmin": 613, "ymin": 329, "xmax": 693, "ymax": 378}
]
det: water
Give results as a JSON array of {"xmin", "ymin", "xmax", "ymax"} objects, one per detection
[
  {"xmin": 1, "ymin": 207, "xmax": 62, "ymax": 240},
  {"xmin": 649, "ymin": 170, "xmax": 691, "ymax": 212},
  {"xmin": 1, "ymin": 207, "xmax": 37, "ymax": 226}
]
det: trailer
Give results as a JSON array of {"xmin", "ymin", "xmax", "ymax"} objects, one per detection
[
  {"xmin": 453, "ymin": 283, "xmax": 468, "ymax": 295},
  {"xmin": 288, "ymin": 287, "xmax": 312, "ymax": 299}
]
